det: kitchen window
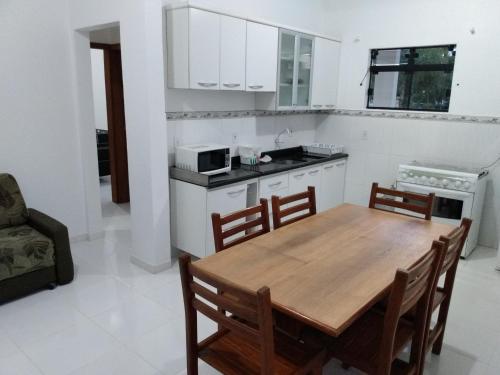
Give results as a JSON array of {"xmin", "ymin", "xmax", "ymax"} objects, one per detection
[{"xmin": 367, "ymin": 45, "xmax": 456, "ymax": 112}]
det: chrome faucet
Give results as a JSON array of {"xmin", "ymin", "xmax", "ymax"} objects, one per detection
[{"xmin": 274, "ymin": 128, "xmax": 293, "ymax": 148}]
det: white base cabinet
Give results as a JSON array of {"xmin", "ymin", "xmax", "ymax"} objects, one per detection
[
  {"xmin": 170, "ymin": 179, "xmax": 256, "ymax": 258},
  {"xmin": 319, "ymin": 159, "xmax": 346, "ymax": 211},
  {"xmin": 170, "ymin": 158, "xmax": 347, "ymax": 258}
]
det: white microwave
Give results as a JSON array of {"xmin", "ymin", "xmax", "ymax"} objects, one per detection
[{"xmin": 175, "ymin": 144, "xmax": 231, "ymax": 175}]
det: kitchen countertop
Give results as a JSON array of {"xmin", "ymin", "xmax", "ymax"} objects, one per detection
[{"xmin": 169, "ymin": 146, "xmax": 348, "ymax": 189}]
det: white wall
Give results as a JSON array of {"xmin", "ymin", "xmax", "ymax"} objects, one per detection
[
  {"xmin": 69, "ymin": 0, "xmax": 171, "ymax": 271},
  {"xmin": 90, "ymin": 49, "xmax": 108, "ymax": 131},
  {"xmin": 0, "ymin": 0, "xmax": 89, "ymax": 238},
  {"xmin": 316, "ymin": 114, "xmax": 500, "ymax": 248},
  {"xmin": 317, "ymin": 0, "xmax": 500, "ymax": 248},
  {"xmin": 324, "ymin": 0, "xmax": 500, "ymax": 116}
]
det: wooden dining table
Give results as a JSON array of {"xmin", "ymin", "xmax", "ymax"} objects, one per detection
[{"xmin": 192, "ymin": 203, "xmax": 453, "ymax": 337}]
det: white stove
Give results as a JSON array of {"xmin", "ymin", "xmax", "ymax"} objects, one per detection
[{"xmin": 396, "ymin": 161, "xmax": 488, "ymax": 258}]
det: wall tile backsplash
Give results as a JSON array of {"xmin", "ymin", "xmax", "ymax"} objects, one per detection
[
  {"xmin": 166, "ymin": 108, "xmax": 500, "ymax": 124},
  {"xmin": 167, "ymin": 114, "xmax": 318, "ymax": 165},
  {"xmin": 166, "ymin": 109, "xmax": 326, "ymax": 120},
  {"xmin": 315, "ymin": 114, "xmax": 500, "ymax": 248}
]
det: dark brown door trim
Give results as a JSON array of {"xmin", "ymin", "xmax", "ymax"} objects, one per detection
[{"xmin": 101, "ymin": 45, "xmax": 130, "ymax": 204}]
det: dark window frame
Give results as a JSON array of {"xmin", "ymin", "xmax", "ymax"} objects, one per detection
[{"xmin": 367, "ymin": 44, "xmax": 456, "ymax": 113}]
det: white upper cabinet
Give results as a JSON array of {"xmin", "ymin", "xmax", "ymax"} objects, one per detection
[
  {"xmin": 166, "ymin": 6, "xmax": 340, "ymax": 99},
  {"xmin": 311, "ymin": 37, "xmax": 341, "ymax": 109},
  {"xmin": 246, "ymin": 22, "xmax": 279, "ymax": 92},
  {"xmin": 189, "ymin": 9, "xmax": 220, "ymax": 90},
  {"xmin": 220, "ymin": 15, "xmax": 246, "ymax": 91},
  {"xmin": 277, "ymin": 30, "xmax": 314, "ymax": 109}
]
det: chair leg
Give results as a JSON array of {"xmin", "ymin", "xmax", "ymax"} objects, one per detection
[{"xmin": 432, "ymin": 331, "xmax": 444, "ymax": 355}]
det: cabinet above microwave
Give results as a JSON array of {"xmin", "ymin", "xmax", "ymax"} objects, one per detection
[
  {"xmin": 166, "ymin": 8, "xmax": 278, "ymax": 92},
  {"xmin": 165, "ymin": 6, "xmax": 341, "ymax": 109}
]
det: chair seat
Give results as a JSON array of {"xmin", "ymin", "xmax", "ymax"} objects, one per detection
[
  {"xmin": 199, "ymin": 329, "xmax": 325, "ymax": 375},
  {"xmin": 0, "ymin": 225, "xmax": 55, "ymax": 282}
]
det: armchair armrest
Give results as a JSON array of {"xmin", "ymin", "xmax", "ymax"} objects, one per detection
[{"xmin": 27, "ymin": 208, "xmax": 74, "ymax": 284}]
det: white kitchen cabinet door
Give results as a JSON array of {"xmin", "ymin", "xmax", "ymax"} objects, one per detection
[
  {"xmin": 205, "ymin": 183, "xmax": 248, "ymax": 255},
  {"xmin": 220, "ymin": 15, "xmax": 246, "ymax": 91},
  {"xmin": 320, "ymin": 160, "xmax": 346, "ymax": 211},
  {"xmin": 189, "ymin": 9, "xmax": 220, "ymax": 90},
  {"xmin": 289, "ymin": 166, "xmax": 321, "ymax": 196},
  {"xmin": 288, "ymin": 166, "xmax": 321, "ymax": 222},
  {"xmin": 311, "ymin": 37, "xmax": 341, "ymax": 109},
  {"xmin": 246, "ymin": 22, "xmax": 278, "ymax": 92}
]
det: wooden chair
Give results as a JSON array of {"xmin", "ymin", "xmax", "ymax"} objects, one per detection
[
  {"xmin": 322, "ymin": 240, "xmax": 445, "ymax": 375},
  {"xmin": 423, "ymin": 218, "xmax": 472, "ymax": 357},
  {"xmin": 211, "ymin": 198, "xmax": 270, "ymax": 253},
  {"xmin": 179, "ymin": 254, "xmax": 326, "ymax": 375},
  {"xmin": 369, "ymin": 182, "xmax": 435, "ymax": 220},
  {"xmin": 271, "ymin": 186, "xmax": 316, "ymax": 229}
]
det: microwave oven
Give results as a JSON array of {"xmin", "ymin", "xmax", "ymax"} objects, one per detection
[{"xmin": 175, "ymin": 144, "xmax": 231, "ymax": 175}]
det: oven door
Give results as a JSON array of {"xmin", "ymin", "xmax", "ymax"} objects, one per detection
[{"xmin": 396, "ymin": 182, "xmax": 474, "ymax": 226}]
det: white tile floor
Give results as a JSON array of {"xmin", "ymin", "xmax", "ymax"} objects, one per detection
[{"xmin": 1, "ymin": 180, "xmax": 500, "ymax": 374}]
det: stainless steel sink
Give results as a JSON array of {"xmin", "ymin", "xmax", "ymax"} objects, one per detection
[{"xmin": 274, "ymin": 159, "xmax": 305, "ymax": 165}]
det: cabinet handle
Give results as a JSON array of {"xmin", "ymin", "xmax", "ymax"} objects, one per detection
[
  {"xmin": 197, "ymin": 82, "xmax": 217, "ymax": 88},
  {"xmin": 293, "ymin": 173, "xmax": 305, "ymax": 178},
  {"xmin": 336, "ymin": 162, "xmax": 346, "ymax": 167},
  {"xmin": 308, "ymin": 170, "xmax": 320, "ymax": 175},
  {"xmin": 312, "ymin": 105, "xmax": 322, "ymax": 108},
  {"xmin": 223, "ymin": 83, "xmax": 241, "ymax": 88},
  {"xmin": 268, "ymin": 181, "xmax": 282, "ymax": 188},
  {"xmin": 227, "ymin": 188, "xmax": 245, "ymax": 196},
  {"xmin": 248, "ymin": 84, "xmax": 264, "ymax": 89},
  {"xmin": 325, "ymin": 105, "xmax": 335, "ymax": 108},
  {"xmin": 324, "ymin": 165, "xmax": 334, "ymax": 170}
]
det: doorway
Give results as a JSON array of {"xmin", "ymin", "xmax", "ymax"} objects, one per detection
[{"xmin": 89, "ymin": 26, "xmax": 130, "ymax": 225}]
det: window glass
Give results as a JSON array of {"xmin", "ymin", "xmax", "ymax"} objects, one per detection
[{"xmin": 367, "ymin": 45, "xmax": 456, "ymax": 112}]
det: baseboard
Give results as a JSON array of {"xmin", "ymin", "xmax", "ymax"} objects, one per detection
[{"xmin": 130, "ymin": 256, "xmax": 172, "ymax": 274}]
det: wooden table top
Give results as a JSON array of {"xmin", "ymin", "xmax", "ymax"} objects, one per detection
[{"xmin": 193, "ymin": 204, "xmax": 453, "ymax": 337}]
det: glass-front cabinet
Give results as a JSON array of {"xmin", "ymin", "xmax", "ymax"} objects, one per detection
[{"xmin": 277, "ymin": 29, "xmax": 314, "ymax": 109}]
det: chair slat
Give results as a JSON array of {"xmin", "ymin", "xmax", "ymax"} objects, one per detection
[
  {"xmin": 369, "ymin": 182, "xmax": 435, "ymax": 220},
  {"xmin": 190, "ymin": 282, "xmax": 258, "ymax": 323},
  {"xmin": 212, "ymin": 198, "xmax": 270, "ymax": 252},
  {"xmin": 271, "ymin": 186, "xmax": 316, "ymax": 229},
  {"xmin": 221, "ymin": 217, "xmax": 264, "ymax": 239}
]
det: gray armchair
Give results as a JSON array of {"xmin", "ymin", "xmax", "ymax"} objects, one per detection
[{"xmin": 0, "ymin": 174, "xmax": 74, "ymax": 303}]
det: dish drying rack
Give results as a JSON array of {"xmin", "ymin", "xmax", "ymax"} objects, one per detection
[{"xmin": 303, "ymin": 143, "xmax": 344, "ymax": 155}]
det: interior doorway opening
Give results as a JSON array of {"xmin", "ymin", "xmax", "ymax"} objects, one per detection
[{"xmin": 89, "ymin": 26, "xmax": 130, "ymax": 226}]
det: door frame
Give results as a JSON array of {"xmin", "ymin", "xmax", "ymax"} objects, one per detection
[{"xmin": 91, "ymin": 42, "xmax": 130, "ymax": 204}]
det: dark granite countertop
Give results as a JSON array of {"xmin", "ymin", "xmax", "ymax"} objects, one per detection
[{"xmin": 169, "ymin": 146, "xmax": 348, "ymax": 189}]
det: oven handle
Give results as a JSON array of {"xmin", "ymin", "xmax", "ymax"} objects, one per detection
[{"xmin": 397, "ymin": 182, "xmax": 473, "ymax": 199}]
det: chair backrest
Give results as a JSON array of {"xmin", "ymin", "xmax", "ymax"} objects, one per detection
[
  {"xmin": 271, "ymin": 186, "xmax": 316, "ymax": 229},
  {"xmin": 179, "ymin": 254, "xmax": 275, "ymax": 375},
  {"xmin": 211, "ymin": 198, "xmax": 270, "ymax": 253},
  {"xmin": 0, "ymin": 173, "xmax": 28, "ymax": 229},
  {"xmin": 377, "ymin": 240, "xmax": 445, "ymax": 375},
  {"xmin": 439, "ymin": 218, "xmax": 471, "ymax": 277},
  {"xmin": 369, "ymin": 182, "xmax": 435, "ymax": 220}
]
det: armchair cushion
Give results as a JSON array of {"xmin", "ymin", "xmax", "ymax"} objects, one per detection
[
  {"xmin": 0, "ymin": 174, "xmax": 28, "ymax": 229},
  {"xmin": 0, "ymin": 225, "xmax": 55, "ymax": 282}
]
